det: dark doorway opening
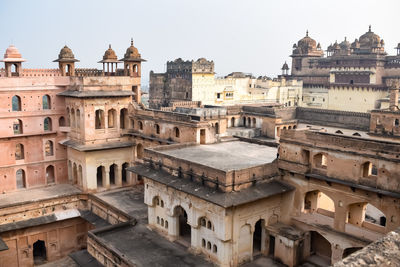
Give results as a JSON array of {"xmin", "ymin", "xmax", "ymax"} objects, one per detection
[
  {"xmin": 269, "ymin": 235, "xmax": 275, "ymax": 256},
  {"xmin": 33, "ymin": 240, "xmax": 47, "ymax": 265},
  {"xmin": 253, "ymin": 220, "xmax": 262, "ymax": 255},
  {"xmin": 110, "ymin": 164, "xmax": 116, "ymax": 185},
  {"xmin": 97, "ymin": 166, "xmax": 103, "ymax": 187},
  {"xmin": 176, "ymin": 206, "xmax": 191, "ymax": 244}
]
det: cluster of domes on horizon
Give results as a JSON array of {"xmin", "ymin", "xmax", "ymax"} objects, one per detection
[
  {"xmin": 1, "ymin": 38, "xmax": 143, "ymax": 63},
  {"xmin": 293, "ymin": 26, "xmax": 392, "ymax": 56}
]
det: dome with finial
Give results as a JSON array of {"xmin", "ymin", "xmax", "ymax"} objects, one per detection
[
  {"xmin": 54, "ymin": 45, "xmax": 79, "ymax": 62},
  {"xmin": 351, "ymin": 38, "xmax": 360, "ymax": 49},
  {"xmin": 359, "ymin": 25, "xmax": 381, "ymax": 49},
  {"xmin": 340, "ymin": 37, "xmax": 351, "ymax": 50},
  {"xmin": 103, "ymin": 44, "xmax": 118, "ymax": 60},
  {"xmin": 121, "ymin": 38, "xmax": 141, "ymax": 61},
  {"xmin": 281, "ymin": 61, "xmax": 289, "ymax": 70},
  {"xmin": 333, "ymin": 41, "xmax": 340, "ymax": 50},
  {"xmin": 2, "ymin": 45, "xmax": 25, "ymax": 62},
  {"xmin": 297, "ymin": 30, "xmax": 317, "ymax": 51}
]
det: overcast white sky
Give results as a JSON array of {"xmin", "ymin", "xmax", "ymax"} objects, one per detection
[{"xmin": 1, "ymin": 0, "xmax": 399, "ymax": 84}]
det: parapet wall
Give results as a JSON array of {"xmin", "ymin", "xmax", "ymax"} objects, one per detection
[
  {"xmin": 296, "ymin": 107, "xmax": 371, "ymax": 130},
  {"xmin": 0, "ymin": 68, "xmax": 61, "ymax": 77}
]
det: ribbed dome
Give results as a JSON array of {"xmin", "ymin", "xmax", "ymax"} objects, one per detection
[
  {"xmin": 297, "ymin": 31, "xmax": 317, "ymax": 51},
  {"xmin": 103, "ymin": 44, "xmax": 118, "ymax": 60},
  {"xmin": 4, "ymin": 45, "xmax": 22, "ymax": 59},
  {"xmin": 58, "ymin": 45, "xmax": 75, "ymax": 60},
  {"xmin": 123, "ymin": 39, "xmax": 141, "ymax": 59},
  {"xmin": 359, "ymin": 26, "xmax": 381, "ymax": 48},
  {"xmin": 2, "ymin": 45, "xmax": 25, "ymax": 62}
]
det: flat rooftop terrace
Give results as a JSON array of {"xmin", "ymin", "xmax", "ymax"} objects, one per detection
[
  {"xmin": 158, "ymin": 141, "xmax": 277, "ymax": 171},
  {"xmin": 92, "ymin": 223, "xmax": 212, "ymax": 267},
  {"xmin": 0, "ymin": 184, "xmax": 81, "ymax": 208}
]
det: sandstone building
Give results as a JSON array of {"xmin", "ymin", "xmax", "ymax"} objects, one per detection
[
  {"xmin": 149, "ymin": 58, "xmax": 303, "ymax": 109},
  {"xmin": 0, "ymin": 33, "xmax": 400, "ymax": 267},
  {"xmin": 292, "ymin": 27, "xmax": 400, "ymax": 113}
]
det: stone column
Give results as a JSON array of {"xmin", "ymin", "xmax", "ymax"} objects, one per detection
[
  {"xmin": 331, "ymin": 244, "xmax": 344, "ymax": 264},
  {"xmin": 116, "ymin": 164, "xmax": 122, "ymax": 186},
  {"xmin": 334, "ymin": 205, "xmax": 347, "ymax": 232},
  {"xmin": 104, "ymin": 169, "xmax": 110, "ymax": 189},
  {"xmin": 169, "ymin": 215, "xmax": 179, "ymax": 238}
]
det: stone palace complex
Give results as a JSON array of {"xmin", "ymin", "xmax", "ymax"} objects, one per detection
[{"xmin": 0, "ymin": 27, "xmax": 400, "ymax": 267}]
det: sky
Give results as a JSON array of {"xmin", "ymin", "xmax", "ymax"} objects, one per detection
[{"xmin": 1, "ymin": 0, "xmax": 400, "ymax": 85}]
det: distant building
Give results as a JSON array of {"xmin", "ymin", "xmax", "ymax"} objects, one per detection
[
  {"xmin": 291, "ymin": 27, "xmax": 400, "ymax": 112},
  {"xmin": 149, "ymin": 58, "xmax": 302, "ymax": 108}
]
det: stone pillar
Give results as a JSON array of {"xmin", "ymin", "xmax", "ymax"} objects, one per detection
[
  {"xmin": 148, "ymin": 205, "xmax": 156, "ymax": 225},
  {"xmin": 331, "ymin": 244, "xmax": 344, "ymax": 264},
  {"xmin": 191, "ymin": 226, "xmax": 199, "ymax": 249},
  {"xmin": 169, "ymin": 215, "xmax": 179, "ymax": 238},
  {"xmin": 116, "ymin": 164, "xmax": 122, "ymax": 186},
  {"xmin": 104, "ymin": 169, "xmax": 110, "ymax": 189},
  {"xmin": 334, "ymin": 205, "xmax": 347, "ymax": 232}
]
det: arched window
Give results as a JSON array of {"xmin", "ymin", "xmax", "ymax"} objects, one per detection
[
  {"xmin": 59, "ymin": 116, "xmax": 66, "ymax": 127},
  {"xmin": 42, "ymin": 95, "xmax": 51, "ymax": 109},
  {"xmin": 46, "ymin": 165, "xmax": 55, "ymax": 184},
  {"xmin": 314, "ymin": 153, "xmax": 327, "ymax": 169},
  {"xmin": 207, "ymin": 221, "xmax": 212, "ymax": 230},
  {"xmin": 252, "ymin": 118, "xmax": 256, "ymax": 128},
  {"xmin": 120, "ymin": 108, "xmax": 128, "ymax": 129},
  {"xmin": 15, "ymin": 143, "xmax": 24, "ymax": 160},
  {"xmin": 200, "ymin": 218, "xmax": 206, "ymax": 227},
  {"xmin": 395, "ymin": 119, "xmax": 399, "ymax": 127},
  {"xmin": 202, "ymin": 239, "xmax": 206, "ymax": 248},
  {"xmin": 108, "ymin": 109, "xmax": 116, "ymax": 128},
  {"xmin": 215, "ymin": 123, "xmax": 219, "ymax": 134},
  {"xmin": 362, "ymin": 162, "xmax": 378, "ymax": 177},
  {"xmin": 304, "ymin": 190, "xmax": 335, "ymax": 217},
  {"xmin": 174, "ymin": 127, "xmax": 180, "ymax": 138},
  {"xmin": 347, "ymin": 203, "xmax": 386, "ymax": 228},
  {"xmin": 16, "ymin": 169, "xmax": 26, "ymax": 189},
  {"xmin": 66, "ymin": 107, "xmax": 70, "ymax": 126},
  {"xmin": 137, "ymin": 143, "xmax": 144, "ymax": 159},
  {"xmin": 95, "ymin": 110, "xmax": 105, "ymax": 129},
  {"xmin": 45, "ymin": 140, "xmax": 54, "ymax": 156},
  {"xmin": 155, "ymin": 124, "xmax": 160, "ymax": 134},
  {"xmin": 231, "ymin": 117, "xmax": 235, "ymax": 127},
  {"xmin": 213, "ymin": 244, "xmax": 217, "ymax": 253},
  {"xmin": 207, "ymin": 241, "xmax": 211, "ymax": 250},
  {"xmin": 13, "ymin": 119, "xmax": 23, "ymax": 134},
  {"xmin": 70, "ymin": 108, "xmax": 75, "ymax": 128},
  {"xmin": 44, "ymin": 117, "xmax": 52, "ymax": 131},
  {"xmin": 76, "ymin": 109, "xmax": 80, "ymax": 129},
  {"xmin": 12, "ymin": 95, "xmax": 21, "ymax": 111},
  {"xmin": 165, "ymin": 220, "xmax": 168, "ymax": 229},
  {"xmin": 138, "ymin": 121, "xmax": 143, "ymax": 130}
]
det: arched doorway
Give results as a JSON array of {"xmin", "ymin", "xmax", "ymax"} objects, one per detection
[
  {"xmin": 231, "ymin": 117, "xmax": 235, "ymax": 127},
  {"xmin": 122, "ymin": 162, "xmax": 129, "ymax": 184},
  {"xmin": 109, "ymin": 164, "xmax": 117, "ymax": 185},
  {"xmin": 33, "ymin": 240, "xmax": 47, "ymax": 265},
  {"xmin": 46, "ymin": 165, "xmax": 55, "ymax": 184},
  {"xmin": 137, "ymin": 143, "xmax": 144, "ymax": 159},
  {"xmin": 174, "ymin": 206, "xmax": 191, "ymax": 244},
  {"xmin": 97, "ymin": 166, "xmax": 104, "ymax": 188},
  {"xmin": 309, "ymin": 231, "xmax": 331, "ymax": 266},
  {"xmin": 253, "ymin": 220, "xmax": 263, "ymax": 255}
]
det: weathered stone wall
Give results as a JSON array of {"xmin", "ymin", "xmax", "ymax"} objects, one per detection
[{"xmin": 296, "ymin": 107, "xmax": 371, "ymax": 130}]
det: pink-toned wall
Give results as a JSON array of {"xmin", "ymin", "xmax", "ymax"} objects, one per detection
[{"xmin": 0, "ymin": 76, "xmax": 69, "ymax": 193}]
